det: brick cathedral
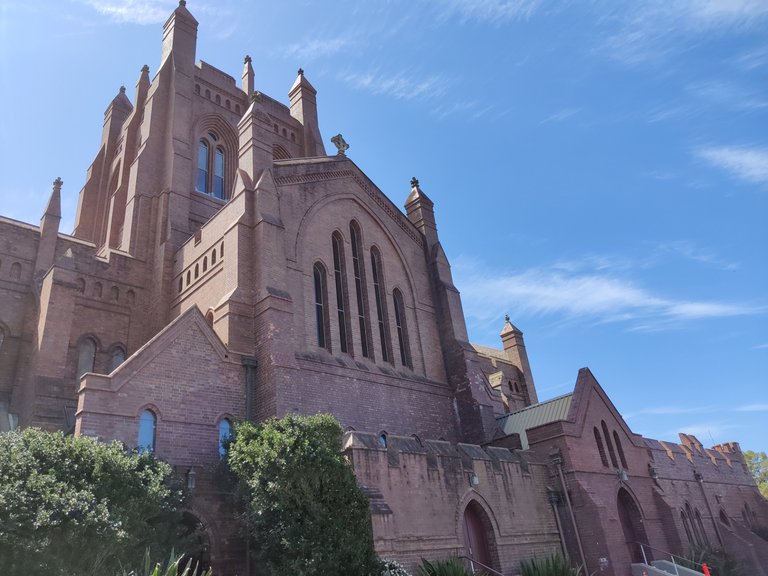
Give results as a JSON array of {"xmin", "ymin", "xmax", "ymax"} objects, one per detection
[{"xmin": 1, "ymin": 3, "xmax": 766, "ymax": 575}]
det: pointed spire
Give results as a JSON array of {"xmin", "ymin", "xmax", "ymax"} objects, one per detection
[
  {"xmin": 242, "ymin": 55, "xmax": 254, "ymax": 96},
  {"xmin": 289, "ymin": 68, "xmax": 325, "ymax": 156},
  {"xmin": 161, "ymin": 0, "xmax": 198, "ymax": 70},
  {"xmin": 500, "ymin": 314, "xmax": 520, "ymax": 337},
  {"xmin": 289, "ymin": 66, "xmax": 317, "ymax": 95},
  {"xmin": 406, "ymin": 176, "xmax": 433, "ymax": 207},
  {"xmin": 43, "ymin": 178, "xmax": 63, "ymax": 220},
  {"xmin": 108, "ymin": 85, "xmax": 133, "ymax": 113},
  {"xmin": 135, "ymin": 64, "xmax": 150, "ymax": 107}
]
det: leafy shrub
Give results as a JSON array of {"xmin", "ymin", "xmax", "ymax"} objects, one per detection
[
  {"xmin": 682, "ymin": 546, "xmax": 744, "ymax": 576},
  {"xmin": 227, "ymin": 414, "xmax": 378, "ymax": 576},
  {"xmin": 379, "ymin": 558, "xmax": 413, "ymax": 576},
  {"xmin": 0, "ymin": 428, "xmax": 186, "ymax": 576},
  {"xmin": 418, "ymin": 557, "xmax": 472, "ymax": 576},
  {"xmin": 520, "ymin": 554, "xmax": 581, "ymax": 576},
  {"xmin": 121, "ymin": 550, "xmax": 213, "ymax": 576}
]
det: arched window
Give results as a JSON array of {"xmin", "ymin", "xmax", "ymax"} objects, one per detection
[
  {"xmin": 681, "ymin": 509, "xmax": 694, "ymax": 546},
  {"xmin": 197, "ymin": 140, "xmax": 209, "ymax": 193},
  {"xmin": 138, "ymin": 409, "xmax": 156, "ymax": 453},
  {"xmin": 349, "ymin": 222, "xmax": 372, "ymax": 358},
  {"xmin": 594, "ymin": 427, "xmax": 609, "ymax": 467},
  {"xmin": 331, "ymin": 233, "xmax": 350, "ymax": 354},
  {"xmin": 613, "ymin": 430, "xmax": 628, "ymax": 469},
  {"xmin": 196, "ymin": 132, "xmax": 226, "ymax": 200},
  {"xmin": 0, "ymin": 326, "xmax": 4, "ymax": 353},
  {"xmin": 313, "ymin": 263, "xmax": 330, "ymax": 350},
  {"xmin": 370, "ymin": 247, "xmax": 392, "ymax": 363},
  {"xmin": 378, "ymin": 433, "xmax": 388, "ymax": 448},
  {"xmin": 109, "ymin": 346, "xmax": 126, "ymax": 372},
  {"xmin": 392, "ymin": 288, "xmax": 412, "ymax": 368},
  {"xmin": 694, "ymin": 510, "xmax": 709, "ymax": 546},
  {"xmin": 77, "ymin": 338, "xmax": 97, "ymax": 379},
  {"xmin": 218, "ymin": 418, "xmax": 232, "ymax": 458},
  {"xmin": 601, "ymin": 421, "xmax": 618, "ymax": 468}
]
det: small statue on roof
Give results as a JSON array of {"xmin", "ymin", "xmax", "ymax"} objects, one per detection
[
  {"xmin": 331, "ymin": 134, "xmax": 349, "ymax": 156},
  {"xmin": 411, "ymin": 177, "xmax": 420, "ymax": 189}
]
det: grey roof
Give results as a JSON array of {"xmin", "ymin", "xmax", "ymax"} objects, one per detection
[
  {"xmin": 497, "ymin": 393, "xmax": 573, "ymax": 449},
  {"xmin": 472, "ymin": 343, "xmax": 507, "ymax": 361}
]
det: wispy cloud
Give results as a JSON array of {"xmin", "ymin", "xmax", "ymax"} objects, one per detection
[
  {"xmin": 602, "ymin": 1, "xmax": 768, "ymax": 65},
  {"xmin": 455, "ymin": 256, "xmax": 763, "ymax": 332},
  {"xmin": 284, "ymin": 37, "xmax": 353, "ymax": 64},
  {"xmin": 438, "ymin": 0, "xmax": 544, "ymax": 25},
  {"xmin": 625, "ymin": 405, "xmax": 714, "ymax": 419},
  {"xmin": 752, "ymin": 343, "xmax": 768, "ymax": 350},
  {"xmin": 339, "ymin": 70, "xmax": 449, "ymax": 101},
  {"xmin": 736, "ymin": 403, "xmax": 768, "ymax": 412},
  {"xmin": 541, "ymin": 108, "xmax": 580, "ymax": 124},
  {"xmin": 655, "ymin": 241, "xmax": 739, "ymax": 271},
  {"xmin": 696, "ymin": 145, "xmax": 768, "ymax": 184},
  {"xmin": 81, "ymin": 0, "xmax": 174, "ymax": 24}
]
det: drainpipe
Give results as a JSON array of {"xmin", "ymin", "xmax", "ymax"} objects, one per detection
[
  {"xmin": 548, "ymin": 487, "xmax": 569, "ymax": 561},
  {"xmin": 551, "ymin": 449, "xmax": 588, "ymax": 571},
  {"xmin": 695, "ymin": 471, "xmax": 724, "ymax": 548}
]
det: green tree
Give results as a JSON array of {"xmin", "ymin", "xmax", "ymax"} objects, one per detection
[
  {"xmin": 0, "ymin": 428, "xmax": 186, "ymax": 576},
  {"xmin": 227, "ymin": 413, "xmax": 378, "ymax": 576},
  {"xmin": 744, "ymin": 450, "xmax": 768, "ymax": 498}
]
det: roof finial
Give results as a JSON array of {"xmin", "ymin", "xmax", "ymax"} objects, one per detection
[
  {"xmin": 297, "ymin": 67, "xmax": 304, "ymax": 76},
  {"xmin": 244, "ymin": 54, "xmax": 252, "ymax": 64},
  {"xmin": 251, "ymin": 90, "xmax": 263, "ymax": 103},
  {"xmin": 119, "ymin": 85, "xmax": 126, "ymax": 94},
  {"xmin": 141, "ymin": 64, "xmax": 149, "ymax": 73},
  {"xmin": 179, "ymin": 0, "xmax": 186, "ymax": 6},
  {"xmin": 410, "ymin": 177, "xmax": 420, "ymax": 189},
  {"xmin": 505, "ymin": 314, "xmax": 510, "ymax": 323},
  {"xmin": 53, "ymin": 177, "xmax": 63, "ymax": 191}
]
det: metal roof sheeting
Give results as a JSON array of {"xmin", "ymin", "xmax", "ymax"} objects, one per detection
[{"xmin": 497, "ymin": 393, "xmax": 573, "ymax": 449}]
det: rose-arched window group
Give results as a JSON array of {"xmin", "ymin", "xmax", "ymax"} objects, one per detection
[{"xmin": 197, "ymin": 132, "xmax": 225, "ymax": 199}]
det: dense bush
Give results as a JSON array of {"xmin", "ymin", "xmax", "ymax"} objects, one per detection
[
  {"xmin": 379, "ymin": 558, "xmax": 413, "ymax": 576},
  {"xmin": 683, "ymin": 546, "xmax": 744, "ymax": 576},
  {"xmin": 227, "ymin": 413, "xmax": 378, "ymax": 576},
  {"xmin": 418, "ymin": 557, "xmax": 472, "ymax": 576},
  {"xmin": 121, "ymin": 550, "xmax": 213, "ymax": 576},
  {"xmin": 520, "ymin": 554, "xmax": 581, "ymax": 576},
  {"xmin": 0, "ymin": 428, "xmax": 186, "ymax": 576}
]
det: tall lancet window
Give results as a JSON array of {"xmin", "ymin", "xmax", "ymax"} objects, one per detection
[
  {"xmin": 332, "ymin": 233, "xmax": 350, "ymax": 354},
  {"xmin": 370, "ymin": 247, "xmax": 392, "ymax": 363},
  {"xmin": 392, "ymin": 289, "xmax": 412, "ymax": 368},
  {"xmin": 349, "ymin": 221, "xmax": 372, "ymax": 358},
  {"xmin": 197, "ymin": 140, "xmax": 209, "ymax": 193},
  {"xmin": 313, "ymin": 262, "xmax": 330, "ymax": 350},
  {"xmin": 196, "ymin": 132, "xmax": 225, "ymax": 199}
]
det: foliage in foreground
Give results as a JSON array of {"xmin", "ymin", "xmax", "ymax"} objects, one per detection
[
  {"xmin": 227, "ymin": 413, "xmax": 378, "ymax": 576},
  {"xmin": 743, "ymin": 450, "xmax": 768, "ymax": 498},
  {"xmin": 379, "ymin": 558, "xmax": 413, "ymax": 576},
  {"xmin": 121, "ymin": 550, "xmax": 212, "ymax": 576},
  {"xmin": 520, "ymin": 554, "xmax": 581, "ymax": 576},
  {"xmin": 0, "ymin": 428, "xmax": 186, "ymax": 576},
  {"xmin": 682, "ymin": 546, "xmax": 744, "ymax": 576},
  {"xmin": 418, "ymin": 557, "xmax": 472, "ymax": 576}
]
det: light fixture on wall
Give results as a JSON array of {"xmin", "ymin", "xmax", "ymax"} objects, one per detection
[
  {"xmin": 469, "ymin": 473, "xmax": 479, "ymax": 486},
  {"xmin": 616, "ymin": 469, "xmax": 628, "ymax": 482},
  {"xmin": 187, "ymin": 467, "xmax": 197, "ymax": 490}
]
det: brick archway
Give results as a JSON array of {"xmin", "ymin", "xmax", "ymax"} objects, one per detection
[
  {"xmin": 462, "ymin": 500, "xmax": 499, "ymax": 573},
  {"xmin": 617, "ymin": 487, "xmax": 649, "ymax": 563}
]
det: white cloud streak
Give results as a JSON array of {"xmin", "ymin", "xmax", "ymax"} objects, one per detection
[
  {"xmin": 438, "ymin": 0, "xmax": 544, "ymax": 24},
  {"xmin": 736, "ymin": 403, "xmax": 768, "ymax": 412},
  {"xmin": 284, "ymin": 37, "xmax": 353, "ymax": 63},
  {"xmin": 81, "ymin": 0, "xmax": 174, "ymax": 24},
  {"xmin": 340, "ymin": 70, "xmax": 449, "ymax": 101},
  {"xmin": 696, "ymin": 145, "xmax": 768, "ymax": 184},
  {"xmin": 455, "ymin": 256, "xmax": 763, "ymax": 330}
]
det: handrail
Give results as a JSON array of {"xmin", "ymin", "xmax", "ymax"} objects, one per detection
[
  {"xmin": 632, "ymin": 541, "xmax": 705, "ymax": 570},
  {"xmin": 457, "ymin": 555, "xmax": 504, "ymax": 576}
]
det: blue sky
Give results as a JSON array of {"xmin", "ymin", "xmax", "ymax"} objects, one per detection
[{"xmin": 1, "ymin": 0, "xmax": 766, "ymax": 451}]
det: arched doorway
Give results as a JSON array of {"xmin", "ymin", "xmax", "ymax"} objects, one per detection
[
  {"xmin": 617, "ymin": 488, "xmax": 649, "ymax": 563},
  {"xmin": 462, "ymin": 500, "xmax": 497, "ymax": 574},
  {"xmin": 178, "ymin": 512, "xmax": 211, "ymax": 575}
]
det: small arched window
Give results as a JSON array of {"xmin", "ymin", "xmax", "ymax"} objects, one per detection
[
  {"xmin": 613, "ymin": 430, "xmax": 628, "ymax": 469},
  {"xmin": 313, "ymin": 262, "xmax": 330, "ymax": 350},
  {"xmin": 109, "ymin": 346, "xmax": 126, "ymax": 372},
  {"xmin": 77, "ymin": 337, "xmax": 97, "ymax": 379},
  {"xmin": 378, "ymin": 433, "xmax": 388, "ymax": 448},
  {"xmin": 332, "ymin": 233, "xmax": 350, "ymax": 354},
  {"xmin": 0, "ymin": 326, "xmax": 5, "ymax": 353},
  {"xmin": 218, "ymin": 418, "xmax": 232, "ymax": 458},
  {"xmin": 694, "ymin": 509, "xmax": 709, "ymax": 546},
  {"xmin": 211, "ymin": 248, "xmax": 217, "ymax": 265},
  {"xmin": 196, "ymin": 132, "xmax": 226, "ymax": 200},
  {"xmin": 370, "ymin": 247, "xmax": 391, "ymax": 363},
  {"xmin": 392, "ymin": 288, "xmax": 412, "ymax": 368},
  {"xmin": 138, "ymin": 409, "xmax": 156, "ymax": 453},
  {"xmin": 594, "ymin": 427, "xmax": 609, "ymax": 467},
  {"xmin": 203, "ymin": 256, "xmax": 208, "ymax": 272},
  {"xmin": 349, "ymin": 222, "xmax": 371, "ymax": 358},
  {"xmin": 601, "ymin": 421, "xmax": 618, "ymax": 468},
  {"xmin": 681, "ymin": 509, "xmax": 694, "ymax": 545}
]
